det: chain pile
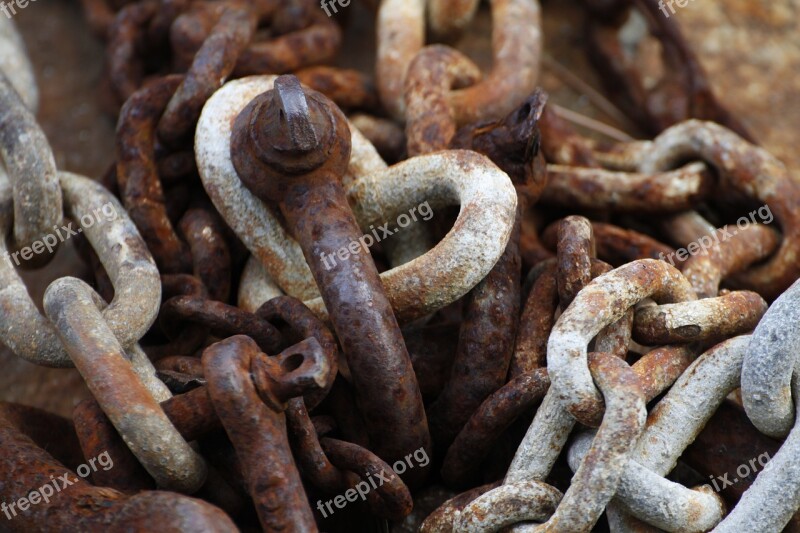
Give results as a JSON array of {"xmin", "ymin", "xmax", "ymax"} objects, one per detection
[{"xmin": 0, "ymin": 0, "xmax": 798, "ymax": 531}]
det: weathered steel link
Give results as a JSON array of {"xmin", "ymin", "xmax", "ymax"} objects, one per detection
[
  {"xmin": 713, "ymin": 356, "xmax": 800, "ymax": 531},
  {"xmin": 61, "ymin": 172, "xmax": 163, "ymax": 349},
  {"xmin": 229, "ymin": 74, "xmax": 431, "ymax": 484},
  {"xmin": 255, "ymin": 295, "xmax": 338, "ymax": 408},
  {"xmin": 376, "ymin": 0, "xmax": 426, "ymax": 121},
  {"xmin": 541, "ymin": 162, "xmax": 712, "ymax": 212},
  {"xmin": 456, "ymin": 480, "xmax": 562, "ymax": 532},
  {"xmin": 232, "ymin": 1, "xmax": 341, "ymax": 77},
  {"xmin": 0, "ymin": 171, "xmax": 160, "ymax": 366},
  {"xmin": 541, "ymin": 220, "xmax": 680, "ymax": 267},
  {"xmin": 178, "ymin": 207, "xmax": 232, "ymax": 302},
  {"xmin": 596, "ymin": 306, "xmax": 634, "ymax": 359},
  {"xmin": 505, "ymin": 237, "xmax": 610, "ymax": 489},
  {"xmin": 378, "ymin": 0, "xmax": 541, "ymax": 125},
  {"xmin": 571, "ymin": 433, "xmax": 725, "ymax": 533},
  {"xmin": 45, "ymin": 278, "xmax": 206, "ymax": 493},
  {"xmin": 450, "ymin": 91, "xmax": 548, "ymax": 200},
  {"xmin": 632, "ymin": 291, "xmax": 767, "ymax": 345},
  {"xmin": 510, "ymin": 260, "xmax": 557, "ymax": 376},
  {"xmin": 440, "ymin": 227, "xmax": 633, "ymax": 531},
  {"xmin": 424, "ymin": 92, "xmax": 545, "ymax": 443},
  {"xmin": 603, "ymin": 336, "xmax": 748, "ymax": 530},
  {"xmin": 681, "ymin": 224, "xmax": 780, "ymax": 299},
  {"xmin": 529, "ymin": 353, "xmax": 644, "ymax": 533},
  {"xmin": 457, "ymin": 352, "xmax": 646, "ymax": 532},
  {"xmin": 347, "ymin": 150, "xmax": 518, "ymax": 323},
  {"xmin": 481, "ymin": 381, "xmax": 572, "ymax": 488},
  {"xmin": 107, "ymin": 1, "xmax": 158, "ymax": 104},
  {"xmin": 556, "ymin": 216, "xmax": 595, "ymax": 308},
  {"xmin": 638, "ymin": 120, "xmax": 800, "ymax": 299},
  {"xmin": 294, "ymin": 67, "xmax": 381, "ymax": 113},
  {"xmin": 428, "ymin": 215, "xmax": 521, "ymax": 451},
  {"xmin": 146, "ymin": 273, "xmax": 209, "ymax": 360},
  {"xmin": 156, "ymin": 356, "xmax": 205, "ymax": 387},
  {"xmin": 631, "ymin": 344, "xmax": 697, "ymax": 402},
  {"xmin": 548, "ymin": 259, "xmax": 697, "ymax": 426},
  {"xmin": 741, "ymin": 278, "xmax": 800, "ymax": 438},
  {"xmin": 448, "ymin": 0, "xmax": 541, "ymax": 126},
  {"xmin": 158, "ymin": 4, "xmax": 257, "ymax": 146},
  {"xmin": 73, "ymin": 397, "xmax": 156, "ymax": 491},
  {"xmin": 160, "ymin": 294, "xmax": 283, "ymax": 354},
  {"xmin": 285, "ymin": 398, "xmax": 352, "ymax": 495},
  {"xmin": 169, "ymin": 3, "xmax": 239, "ymax": 70},
  {"xmin": 0, "ymin": 72, "xmax": 62, "ymax": 258},
  {"xmin": 684, "ymin": 401, "xmax": 781, "ymax": 506},
  {"xmin": 320, "ymin": 437, "xmax": 414, "ymax": 520},
  {"xmin": 441, "ymin": 368, "xmax": 549, "ymax": 487},
  {"xmin": 116, "ymin": 74, "xmax": 192, "ymax": 273},
  {"xmin": 0, "ymin": 17, "xmax": 38, "ymax": 112},
  {"xmin": 73, "ymin": 377, "xmax": 244, "ymax": 497},
  {"xmin": 420, "ymin": 482, "xmax": 500, "ymax": 533},
  {"xmin": 404, "ymin": 45, "xmax": 482, "ymax": 157},
  {"xmin": 591, "ymin": 221, "xmax": 680, "ymax": 266},
  {"xmin": 538, "ymin": 105, "xmax": 599, "ymax": 167},
  {"xmin": 582, "ymin": 0, "xmax": 752, "ymax": 139},
  {"xmin": 658, "ymin": 210, "xmax": 717, "ymax": 246}
]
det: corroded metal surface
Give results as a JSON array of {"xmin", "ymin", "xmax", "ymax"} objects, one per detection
[{"xmin": 1, "ymin": 2, "xmax": 800, "ymax": 531}]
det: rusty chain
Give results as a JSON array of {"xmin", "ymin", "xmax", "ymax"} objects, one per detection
[{"xmin": 0, "ymin": 1, "xmax": 797, "ymax": 531}]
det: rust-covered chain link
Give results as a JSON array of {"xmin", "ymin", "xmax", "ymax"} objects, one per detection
[
  {"xmin": 0, "ymin": 72, "xmax": 62, "ymax": 262},
  {"xmin": 378, "ymin": 0, "xmax": 541, "ymax": 124},
  {"xmin": 0, "ymin": 170, "xmax": 160, "ymax": 366}
]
